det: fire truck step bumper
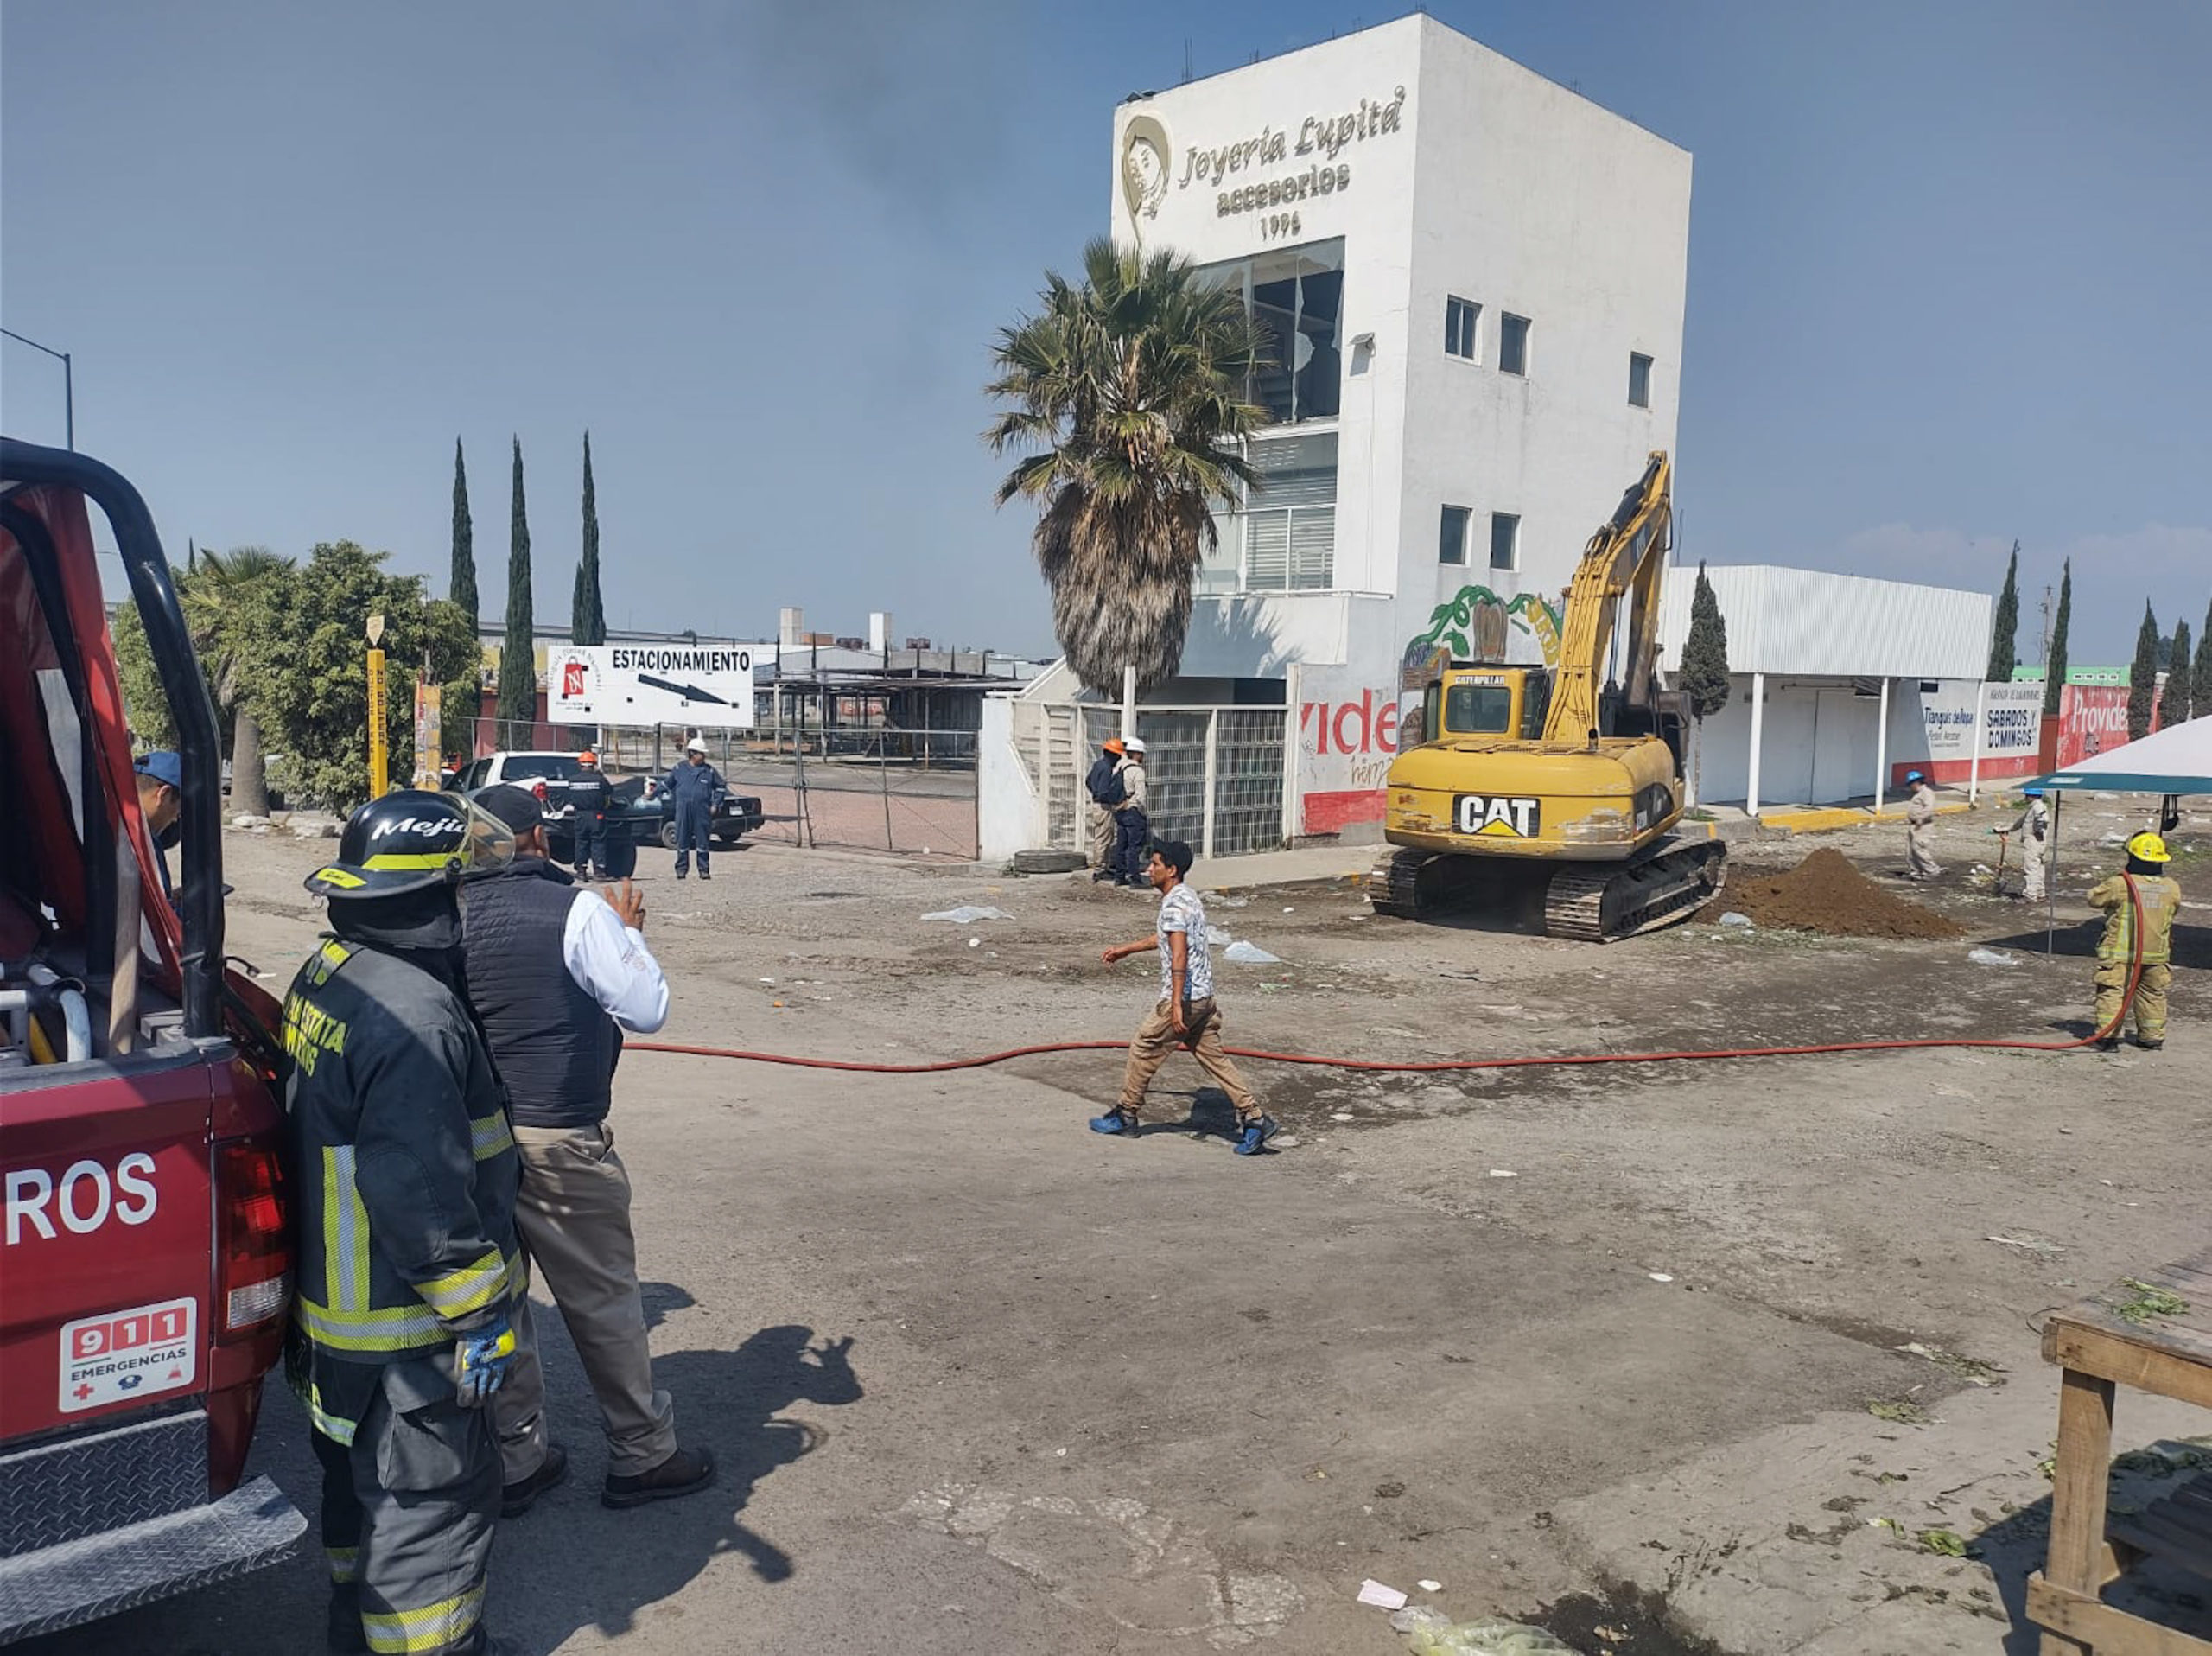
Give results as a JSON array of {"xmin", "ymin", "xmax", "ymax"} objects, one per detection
[{"xmin": 0, "ymin": 1475, "xmax": 304, "ymax": 1644}]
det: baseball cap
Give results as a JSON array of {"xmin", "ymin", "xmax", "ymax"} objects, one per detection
[
  {"xmin": 136, "ymin": 751, "xmax": 183, "ymax": 790},
  {"xmin": 474, "ymin": 784, "xmax": 546, "ymax": 836}
]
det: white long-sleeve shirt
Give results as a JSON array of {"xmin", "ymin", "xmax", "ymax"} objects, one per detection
[{"xmin": 561, "ymin": 889, "xmax": 670, "ymax": 1034}]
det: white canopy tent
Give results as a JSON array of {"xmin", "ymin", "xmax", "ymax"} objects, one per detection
[
  {"xmin": 2026, "ymin": 714, "xmax": 2209, "ymax": 954},
  {"xmin": 2032, "ymin": 714, "xmax": 2212, "ymax": 796}
]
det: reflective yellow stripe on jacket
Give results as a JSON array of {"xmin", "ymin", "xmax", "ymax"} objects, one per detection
[{"xmin": 470, "ymin": 1110, "xmax": 514, "ymax": 1162}]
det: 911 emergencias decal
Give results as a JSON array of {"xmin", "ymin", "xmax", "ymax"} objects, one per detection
[{"xmin": 60, "ymin": 1297, "xmax": 196, "ymax": 1412}]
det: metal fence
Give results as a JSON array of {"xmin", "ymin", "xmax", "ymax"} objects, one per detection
[
  {"xmin": 460, "ymin": 718, "xmax": 977, "ymax": 861},
  {"xmin": 1018, "ymin": 703, "xmax": 1289, "ymax": 859}
]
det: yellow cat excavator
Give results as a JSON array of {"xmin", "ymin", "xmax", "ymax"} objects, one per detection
[{"xmin": 1371, "ymin": 450, "xmax": 1726, "ymax": 940}]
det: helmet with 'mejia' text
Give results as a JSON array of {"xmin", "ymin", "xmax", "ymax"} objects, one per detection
[{"xmin": 303, "ymin": 790, "xmax": 516, "ymax": 900}]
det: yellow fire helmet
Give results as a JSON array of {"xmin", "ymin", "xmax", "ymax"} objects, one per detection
[{"xmin": 2125, "ymin": 831, "xmax": 2171, "ymax": 864}]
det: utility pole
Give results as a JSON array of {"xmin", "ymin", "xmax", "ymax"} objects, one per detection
[
  {"xmin": 1, "ymin": 328, "xmax": 74, "ymax": 449},
  {"xmin": 366, "ymin": 613, "xmax": 390, "ymax": 799},
  {"xmin": 2037, "ymin": 584, "xmax": 2055, "ymax": 666}
]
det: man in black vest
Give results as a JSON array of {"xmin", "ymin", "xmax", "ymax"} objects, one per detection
[{"xmin": 461, "ymin": 786, "xmax": 716, "ymax": 1516}]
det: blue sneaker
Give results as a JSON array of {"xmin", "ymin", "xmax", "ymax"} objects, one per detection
[
  {"xmin": 1089, "ymin": 1111, "xmax": 1137, "ymax": 1137},
  {"xmin": 1233, "ymin": 1114, "xmax": 1281, "ymax": 1156}
]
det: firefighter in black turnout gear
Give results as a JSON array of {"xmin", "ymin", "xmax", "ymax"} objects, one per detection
[{"xmin": 284, "ymin": 790, "xmax": 524, "ymax": 1656}]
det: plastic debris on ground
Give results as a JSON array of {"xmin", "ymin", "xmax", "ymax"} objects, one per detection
[
  {"xmin": 967, "ymin": 937, "xmax": 981, "ymax": 948},
  {"xmin": 1487, "ymin": 1169, "xmax": 1516, "ymax": 1179},
  {"xmin": 1987, "ymin": 1232, "xmax": 2064, "ymax": 1256},
  {"xmin": 1416, "ymin": 1579, "xmax": 1443, "ymax": 1593},
  {"xmin": 1717, "ymin": 911, "xmax": 1754, "ymax": 929},
  {"xmin": 1224, "ymin": 941, "xmax": 1282, "ymax": 965},
  {"xmin": 1205, "ymin": 924, "xmax": 1233, "ymax": 945},
  {"xmin": 1358, "ymin": 1579, "xmax": 1409, "ymax": 1610},
  {"xmin": 920, "ymin": 906, "xmax": 1013, "ymax": 924},
  {"xmin": 1968, "ymin": 947, "xmax": 2017, "ymax": 966},
  {"xmin": 1649, "ymin": 1271, "xmax": 1675, "ymax": 1283},
  {"xmin": 1391, "ymin": 1608, "xmax": 1580, "ymax": 1655}
]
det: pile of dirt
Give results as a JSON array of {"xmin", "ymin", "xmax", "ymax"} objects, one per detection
[{"xmin": 1696, "ymin": 847, "xmax": 1962, "ymax": 939}]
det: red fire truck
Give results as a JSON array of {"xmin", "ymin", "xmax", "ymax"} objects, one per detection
[{"xmin": 0, "ymin": 437, "xmax": 303, "ymax": 1640}]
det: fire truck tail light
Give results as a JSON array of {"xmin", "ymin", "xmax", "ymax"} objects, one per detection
[{"xmin": 216, "ymin": 1141, "xmax": 290, "ymax": 1339}]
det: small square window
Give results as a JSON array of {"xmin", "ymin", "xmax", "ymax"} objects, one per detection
[
  {"xmin": 1439, "ymin": 504, "xmax": 1471, "ymax": 565},
  {"xmin": 1445, "ymin": 296, "xmax": 1479, "ymax": 361},
  {"xmin": 1499, "ymin": 313, "xmax": 1530, "ymax": 376},
  {"xmin": 1489, "ymin": 512, "xmax": 1520, "ymax": 571},
  {"xmin": 1629, "ymin": 352, "xmax": 1653, "ymax": 408}
]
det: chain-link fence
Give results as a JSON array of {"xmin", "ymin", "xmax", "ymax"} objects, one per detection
[{"xmin": 458, "ymin": 718, "xmax": 977, "ymax": 861}]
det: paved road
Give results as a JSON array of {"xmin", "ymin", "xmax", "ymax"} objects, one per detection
[{"xmin": 26, "ymin": 803, "xmax": 2210, "ymax": 1654}]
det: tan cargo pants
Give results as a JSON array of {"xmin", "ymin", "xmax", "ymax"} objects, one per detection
[
  {"xmin": 1090, "ymin": 803, "xmax": 1115, "ymax": 869},
  {"xmin": 493, "ymin": 1121, "xmax": 677, "ymax": 1481},
  {"xmin": 2094, "ymin": 960, "xmax": 2170, "ymax": 1042},
  {"xmin": 1117, "ymin": 997, "xmax": 1262, "ymax": 1122}
]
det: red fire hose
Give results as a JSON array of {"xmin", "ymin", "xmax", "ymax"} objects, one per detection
[{"xmin": 631, "ymin": 885, "xmax": 2148, "ymax": 1079}]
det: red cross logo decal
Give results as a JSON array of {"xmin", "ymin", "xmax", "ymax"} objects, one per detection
[{"xmin": 73, "ymin": 1383, "xmax": 94, "ymax": 1401}]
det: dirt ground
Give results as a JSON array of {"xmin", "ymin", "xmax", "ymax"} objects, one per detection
[{"xmin": 29, "ymin": 790, "xmax": 2211, "ymax": 1655}]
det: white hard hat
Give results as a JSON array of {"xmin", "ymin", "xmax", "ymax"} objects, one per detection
[
  {"xmin": 686, "ymin": 736, "xmax": 707, "ymax": 753},
  {"xmin": 1122, "ymin": 736, "xmax": 1146, "ymax": 754}
]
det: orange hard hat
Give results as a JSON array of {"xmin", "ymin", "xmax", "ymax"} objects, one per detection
[
  {"xmin": 1103, "ymin": 737, "xmax": 1125, "ymax": 755},
  {"xmin": 578, "ymin": 748, "xmax": 598, "ymax": 763}
]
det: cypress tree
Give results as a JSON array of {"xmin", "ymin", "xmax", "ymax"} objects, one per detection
[
  {"xmin": 571, "ymin": 431, "xmax": 607, "ymax": 646},
  {"xmin": 2043, "ymin": 560, "xmax": 2071, "ymax": 717},
  {"xmin": 1678, "ymin": 560, "xmax": 1732, "ymax": 804},
  {"xmin": 2196, "ymin": 594, "xmax": 2212, "ymax": 723},
  {"xmin": 1986, "ymin": 541, "xmax": 2018, "ymax": 683},
  {"xmin": 443, "ymin": 439, "xmax": 481, "ymax": 758},
  {"xmin": 497, "ymin": 437, "xmax": 536, "ymax": 730},
  {"xmin": 2126, "ymin": 601, "xmax": 2160, "ymax": 742},
  {"xmin": 2163, "ymin": 619, "xmax": 2192, "ymax": 727},
  {"xmin": 450, "ymin": 439, "xmax": 477, "ymax": 621}
]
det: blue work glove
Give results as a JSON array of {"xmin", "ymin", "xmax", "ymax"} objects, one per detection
[{"xmin": 453, "ymin": 1312, "xmax": 517, "ymax": 1408}]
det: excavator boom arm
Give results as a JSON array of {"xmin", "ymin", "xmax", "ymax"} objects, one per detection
[{"xmin": 1540, "ymin": 450, "xmax": 1673, "ymax": 746}]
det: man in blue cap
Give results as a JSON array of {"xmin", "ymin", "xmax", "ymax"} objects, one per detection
[
  {"xmin": 132, "ymin": 750, "xmax": 184, "ymax": 895},
  {"xmin": 1903, "ymin": 769, "xmax": 1942, "ymax": 881}
]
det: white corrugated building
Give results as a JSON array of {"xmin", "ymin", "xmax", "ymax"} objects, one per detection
[{"xmin": 1654, "ymin": 565, "xmax": 2024, "ymax": 813}]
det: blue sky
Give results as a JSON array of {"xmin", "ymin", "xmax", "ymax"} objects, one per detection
[{"xmin": 4, "ymin": 1, "xmax": 2207, "ymax": 663}]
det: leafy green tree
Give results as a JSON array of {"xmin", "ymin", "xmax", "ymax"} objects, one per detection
[
  {"xmin": 185, "ymin": 546, "xmax": 291, "ymax": 814},
  {"xmin": 2162, "ymin": 619, "xmax": 2192, "ymax": 727},
  {"xmin": 497, "ymin": 436, "xmax": 536, "ymax": 733},
  {"xmin": 240, "ymin": 541, "xmax": 478, "ymax": 812},
  {"xmin": 572, "ymin": 430, "xmax": 607, "ymax": 646},
  {"xmin": 1678, "ymin": 560, "xmax": 1732, "ymax": 805},
  {"xmin": 2127, "ymin": 601, "xmax": 2161, "ymax": 742},
  {"xmin": 111, "ymin": 546, "xmax": 292, "ymax": 814},
  {"xmin": 2043, "ymin": 559, "xmax": 2071, "ymax": 717},
  {"xmin": 1986, "ymin": 541, "xmax": 2018, "ymax": 682},
  {"xmin": 444, "ymin": 438, "xmax": 480, "ymax": 755},
  {"xmin": 986, "ymin": 237, "xmax": 1269, "ymax": 697}
]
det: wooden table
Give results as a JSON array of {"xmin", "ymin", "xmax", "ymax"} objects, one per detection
[{"xmin": 2032, "ymin": 1247, "xmax": 2212, "ymax": 1655}]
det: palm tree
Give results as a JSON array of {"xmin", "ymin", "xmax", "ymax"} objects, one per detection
[
  {"xmin": 183, "ymin": 545, "xmax": 293, "ymax": 816},
  {"xmin": 987, "ymin": 238, "xmax": 1270, "ymax": 698}
]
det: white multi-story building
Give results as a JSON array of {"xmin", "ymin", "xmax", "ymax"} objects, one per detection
[{"xmin": 1109, "ymin": 14, "xmax": 1692, "ymax": 839}]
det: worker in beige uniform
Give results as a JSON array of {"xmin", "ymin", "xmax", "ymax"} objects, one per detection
[
  {"xmin": 1084, "ymin": 737, "xmax": 1127, "ymax": 882},
  {"xmin": 1109, "ymin": 737, "xmax": 1151, "ymax": 889},
  {"xmin": 1903, "ymin": 770, "xmax": 1943, "ymax": 880},
  {"xmin": 1993, "ymin": 787, "xmax": 2050, "ymax": 902},
  {"xmin": 2085, "ymin": 831, "xmax": 2182, "ymax": 1051}
]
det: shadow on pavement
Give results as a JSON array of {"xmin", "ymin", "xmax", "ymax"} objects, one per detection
[
  {"xmin": 515, "ymin": 1313, "xmax": 862, "ymax": 1646},
  {"xmin": 1967, "ymin": 1442, "xmax": 2212, "ymax": 1655}
]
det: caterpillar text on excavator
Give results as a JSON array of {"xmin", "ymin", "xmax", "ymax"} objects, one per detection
[{"xmin": 1371, "ymin": 450, "xmax": 1727, "ymax": 941}]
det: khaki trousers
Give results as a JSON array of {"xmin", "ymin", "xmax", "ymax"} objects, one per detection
[
  {"xmin": 1117, "ymin": 997, "xmax": 1262, "ymax": 1121},
  {"xmin": 2094, "ymin": 960, "xmax": 2171, "ymax": 1042},
  {"xmin": 1090, "ymin": 804, "xmax": 1116, "ymax": 869},
  {"xmin": 1905, "ymin": 822, "xmax": 1942, "ymax": 878},
  {"xmin": 493, "ymin": 1122, "xmax": 677, "ymax": 1481}
]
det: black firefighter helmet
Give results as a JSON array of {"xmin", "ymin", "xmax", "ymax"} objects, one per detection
[{"xmin": 302, "ymin": 789, "xmax": 515, "ymax": 901}]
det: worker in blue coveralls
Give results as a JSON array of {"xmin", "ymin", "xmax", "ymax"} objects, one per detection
[{"xmin": 659, "ymin": 737, "xmax": 724, "ymax": 881}]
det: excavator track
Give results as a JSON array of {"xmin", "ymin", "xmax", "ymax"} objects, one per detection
[
  {"xmin": 1541, "ymin": 838, "xmax": 1728, "ymax": 942},
  {"xmin": 1370, "ymin": 839, "xmax": 1726, "ymax": 941}
]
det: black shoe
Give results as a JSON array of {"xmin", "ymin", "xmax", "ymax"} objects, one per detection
[
  {"xmin": 676, "ymin": 870, "xmax": 688, "ymax": 880},
  {"xmin": 501, "ymin": 1443, "xmax": 569, "ymax": 1518},
  {"xmin": 2094, "ymin": 1035, "xmax": 2121, "ymax": 1052},
  {"xmin": 327, "ymin": 1588, "xmax": 367, "ymax": 1653},
  {"xmin": 1090, "ymin": 869, "xmax": 1115, "ymax": 883},
  {"xmin": 603, "ymin": 1445, "xmax": 717, "ymax": 1509},
  {"xmin": 2139, "ymin": 1038, "xmax": 2164, "ymax": 1051},
  {"xmin": 700, "ymin": 871, "xmax": 713, "ymax": 881}
]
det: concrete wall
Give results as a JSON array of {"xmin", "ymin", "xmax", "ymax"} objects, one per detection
[{"xmin": 977, "ymin": 694, "xmax": 1042, "ymax": 862}]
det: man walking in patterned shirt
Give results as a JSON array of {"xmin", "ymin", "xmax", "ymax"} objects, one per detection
[{"xmin": 1089, "ymin": 838, "xmax": 1280, "ymax": 1155}]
